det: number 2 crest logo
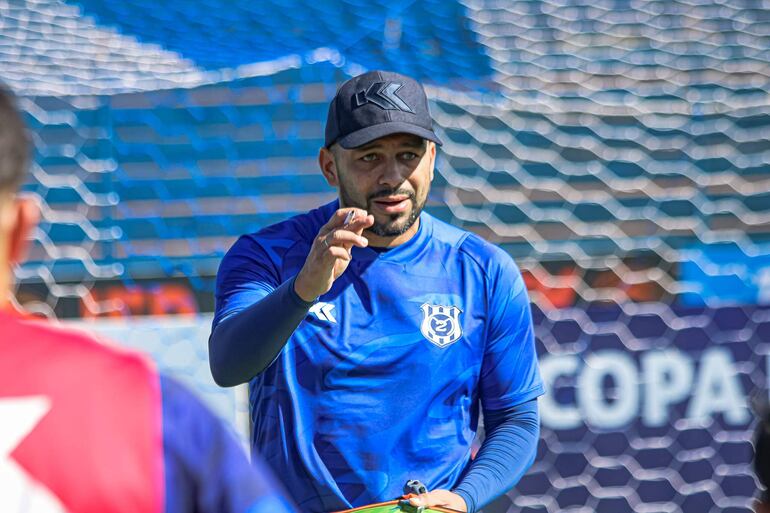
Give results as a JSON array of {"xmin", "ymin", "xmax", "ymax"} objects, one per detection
[{"xmin": 420, "ymin": 303, "xmax": 463, "ymax": 348}]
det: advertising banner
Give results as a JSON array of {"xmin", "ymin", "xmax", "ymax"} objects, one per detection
[{"xmin": 508, "ymin": 304, "xmax": 768, "ymax": 513}]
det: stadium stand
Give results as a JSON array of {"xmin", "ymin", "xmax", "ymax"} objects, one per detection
[
  {"xmin": 71, "ymin": 0, "xmax": 493, "ymax": 87},
  {"xmin": 465, "ymin": 0, "xmax": 770, "ymax": 107},
  {"xmin": 0, "ymin": 0, "xmax": 209, "ymax": 95},
  {"xmin": 3, "ymin": 0, "xmax": 769, "ymax": 511}
]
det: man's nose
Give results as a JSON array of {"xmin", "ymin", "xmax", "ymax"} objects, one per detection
[{"xmin": 378, "ymin": 158, "xmax": 403, "ymax": 187}]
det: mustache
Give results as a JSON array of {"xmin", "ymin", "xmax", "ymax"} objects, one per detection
[{"xmin": 367, "ymin": 189, "xmax": 415, "ymax": 201}]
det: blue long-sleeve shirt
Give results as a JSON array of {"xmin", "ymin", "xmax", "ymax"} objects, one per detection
[
  {"xmin": 210, "ymin": 202, "xmax": 544, "ymax": 512},
  {"xmin": 210, "ymin": 277, "xmax": 539, "ymax": 513}
]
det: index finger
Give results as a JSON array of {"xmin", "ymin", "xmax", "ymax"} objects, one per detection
[{"xmin": 320, "ymin": 208, "xmax": 368, "ymax": 234}]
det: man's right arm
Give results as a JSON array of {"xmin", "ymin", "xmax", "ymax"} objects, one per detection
[
  {"xmin": 208, "ymin": 276, "xmax": 314, "ymax": 387},
  {"xmin": 209, "ymin": 208, "xmax": 372, "ymax": 387}
]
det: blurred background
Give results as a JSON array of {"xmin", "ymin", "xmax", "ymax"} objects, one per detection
[{"xmin": 2, "ymin": 0, "xmax": 769, "ymax": 511}]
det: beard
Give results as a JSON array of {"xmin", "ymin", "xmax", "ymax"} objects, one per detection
[{"xmin": 339, "ymin": 185, "xmax": 426, "ymax": 237}]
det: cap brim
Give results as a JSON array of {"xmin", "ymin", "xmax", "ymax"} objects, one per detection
[{"xmin": 336, "ymin": 122, "xmax": 443, "ymax": 149}]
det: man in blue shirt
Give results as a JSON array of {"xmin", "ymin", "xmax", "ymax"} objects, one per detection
[{"xmin": 210, "ymin": 71, "xmax": 544, "ymax": 513}]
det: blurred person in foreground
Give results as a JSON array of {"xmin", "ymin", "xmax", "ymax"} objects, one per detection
[
  {"xmin": 209, "ymin": 70, "xmax": 544, "ymax": 513},
  {"xmin": 0, "ymin": 86, "xmax": 297, "ymax": 513}
]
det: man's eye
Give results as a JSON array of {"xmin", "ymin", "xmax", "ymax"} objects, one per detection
[
  {"xmin": 361, "ymin": 153, "xmax": 378, "ymax": 162},
  {"xmin": 400, "ymin": 152, "xmax": 418, "ymax": 160}
]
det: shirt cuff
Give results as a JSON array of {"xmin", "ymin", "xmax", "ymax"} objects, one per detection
[
  {"xmin": 451, "ymin": 487, "xmax": 475, "ymax": 513},
  {"xmin": 287, "ymin": 275, "xmax": 317, "ymax": 308}
]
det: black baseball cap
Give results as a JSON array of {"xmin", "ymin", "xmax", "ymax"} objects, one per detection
[{"xmin": 324, "ymin": 70, "xmax": 442, "ymax": 149}]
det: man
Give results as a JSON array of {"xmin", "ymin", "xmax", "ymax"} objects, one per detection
[
  {"xmin": 209, "ymin": 70, "xmax": 544, "ymax": 513},
  {"xmin": 0, "ymin": 86, "xmax": 296, "ymax": 513}
]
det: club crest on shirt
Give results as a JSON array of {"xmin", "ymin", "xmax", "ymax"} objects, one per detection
[{"xmin": 420, "ymin": 303, "xmax": 463, "ymax": 347}]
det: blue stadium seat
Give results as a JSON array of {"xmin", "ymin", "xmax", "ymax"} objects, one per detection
[{"xmin": 69, "ymin": 0, "xmax": 493, "ymax": 85}]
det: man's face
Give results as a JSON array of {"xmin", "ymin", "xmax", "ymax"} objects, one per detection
[{"xmin": 328, "ymin": 133, "xmax": 435, "ymax": 237}]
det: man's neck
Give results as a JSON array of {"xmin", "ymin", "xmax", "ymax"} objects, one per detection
[{"xmin": 364, "ymin": 217, "xmax": 421, "ymax": 249}]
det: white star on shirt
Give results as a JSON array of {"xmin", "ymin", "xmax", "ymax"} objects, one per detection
[{"xmin": 0, "ymin": 396, "xmax": 68, "ymax": 512}]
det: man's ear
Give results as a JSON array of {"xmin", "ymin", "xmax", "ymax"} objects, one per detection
[
  {"xmin": 318, "ymin": 146, "xmax": 340, "ymax": 187},
  {"xmin": 7, "ymin": 195, "xmax": 39, "ymax": 265},
  {"xmin": 428, "ymin": 141, "xmax": 436, "ymax": 181}
]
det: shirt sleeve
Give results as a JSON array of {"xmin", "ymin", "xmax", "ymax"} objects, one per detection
[
  {"xmin": 209, "ymin": 234, "xmax": 315, "ymax": 387},
  {"xmin": 159, "ymin": 375, "xmax": 298, "ymax": 513},
  {"xmin": 480, "ymin": 252, "xmax": 544, "ymax": 411},
  {"xmin": 452, "ymin": 399, "xmax": 540, "ymax": 513},
  {"xmin": 209, "ymin": 276, "xmax": 314, "ymax": 386},
  {"xmin": 213, "ymin": 235, "xmax": 282, "ymax": 329}
]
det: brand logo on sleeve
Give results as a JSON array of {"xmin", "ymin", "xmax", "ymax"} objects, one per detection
[
  {"xmin": 420, "ymin": 303, "xmax": 463, "ymax": 347},
  {"xmin": 309, "ymin": 302, "xmax": 337, "ymax": 323}
]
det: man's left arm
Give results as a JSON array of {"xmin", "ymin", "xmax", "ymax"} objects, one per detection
[
  {"xmin": 410, "ymin": 402, "xmax": 539, "ymax": 513},
  {"xmin": 411, "ymin": 252, "xmax": 543, "ymax": 513},
  {"xmin": 452, "ymin": 400, "xmax": 539, "ymax": 512}
]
